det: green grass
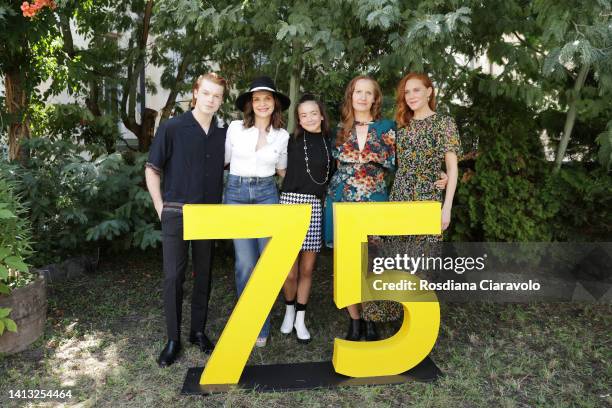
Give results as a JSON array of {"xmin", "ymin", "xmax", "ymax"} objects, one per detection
[{"xmin": 0, "ymin": 248, "xmax": 610, "ymax": 407}]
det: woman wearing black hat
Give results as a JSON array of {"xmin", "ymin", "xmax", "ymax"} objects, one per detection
[{"xmin": 224, "ymin": 76, "xmax": 291, "ymax": 348}]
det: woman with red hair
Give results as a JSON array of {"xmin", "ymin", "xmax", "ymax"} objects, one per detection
[
  {"xmin": 390, "ymin": 72, "xmax": 460, "ymax": 229},
  {"xmin": 364, "ymin": 73, "xmax": 461, "ymax": 326}
]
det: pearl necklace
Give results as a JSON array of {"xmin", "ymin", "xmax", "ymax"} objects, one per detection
[{"xmin": 303, "ymin": 131, "xmax": 330, "ymax": 185}]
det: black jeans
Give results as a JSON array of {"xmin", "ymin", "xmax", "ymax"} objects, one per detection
[{"xmin": 161, "ymin": 208, "xmax": 214, "ymax": 341}]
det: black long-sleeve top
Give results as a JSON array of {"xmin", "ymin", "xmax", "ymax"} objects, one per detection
[{"xmin": 281, "ymin": 131, "xmax": 334, "ymax": 199}]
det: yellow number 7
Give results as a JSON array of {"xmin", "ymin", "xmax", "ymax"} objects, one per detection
[{"xmin": 183, "ymin": 204, "xmax": 311, "ymax": 385}]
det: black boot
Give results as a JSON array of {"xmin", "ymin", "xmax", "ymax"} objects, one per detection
[
  {"xmin": 365, "ymin": 321, "xmax": 379, "ymax": 341},
  {"xmin": 189, "ymin": 331, "xmax": 214, "ymax": 354},
  {"xmin": 157, "ymin": 340, "xmax": 181, "ymax": 367},
  {"xmin": 345, "ymin": 317, "xmax": 363, "ymax": 341}
]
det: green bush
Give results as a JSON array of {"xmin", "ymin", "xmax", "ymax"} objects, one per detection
[
  {"xmin": 544, "ymin": 166, "xmax": 612, "ymax": 241},
  {"xmin": 449, "ymin": 79, "xmax": 558, "ymax": 242},
  {"xmin": 29, "ymin": 102, "xmax": 121, "ymax": 153},
  {"xmin": 449, "ymin": 76, "xmax": 610, "ymax": 242},
  {"xmin": 0, "ymin": 171, "xmax": 34, "ymax": 336},
  {"xmin": 8, "ymin": 138, "xmax": 160, "ymax": 265}
]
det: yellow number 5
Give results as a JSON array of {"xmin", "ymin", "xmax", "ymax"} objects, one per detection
[{"xmin": 332, "ymin": 201, "xmax": 441, "ymax": 377}]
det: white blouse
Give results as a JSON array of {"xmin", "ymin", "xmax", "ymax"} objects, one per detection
[{"xmin": 224, "ymin": 120, "xmax": 289, "ymax": 177}]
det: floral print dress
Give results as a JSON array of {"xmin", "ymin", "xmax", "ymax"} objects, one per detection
[
  {"xmin": 323, "ymin": 119, "xmax": 396, "ymax": 247},
  {"xmin": 363, "ymin": 113, "xmax": 461, "ymax": 322},
  {"xmin": 390, "ymin": 113, "xmax": 461, "ymax": 205}
]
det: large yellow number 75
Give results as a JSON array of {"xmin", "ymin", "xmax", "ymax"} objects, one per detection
[{"xmin": 183, "ymin": 201, "xmax": 440, "ymax": 385}]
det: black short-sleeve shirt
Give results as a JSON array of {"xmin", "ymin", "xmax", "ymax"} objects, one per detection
[{"xmin": 146, "ymin": 111, "xmax": 226, "ymax": 204}]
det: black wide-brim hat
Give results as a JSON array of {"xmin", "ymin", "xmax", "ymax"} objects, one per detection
[{"xmin": 235, "ymin": 76, "xmax": 291, "ymax": 112}]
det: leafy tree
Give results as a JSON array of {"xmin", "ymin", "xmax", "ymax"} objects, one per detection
[
  {"xmin": 187, "ymin": 0, "xmax": 370, "ymax": 130},
  {"xmin": 450, "ymin": 75, "xmax": 557, "ymax": 241},
  {"xmin": 0, "ymin": 0, "xmax": 58, "ymax": 160},
  {"xmin": 535, "ymin": 0, "xmax": 612, "ymax": 172},
  {"xmin": 49, "ymin": 0, "xmax": 158, "ymax": 151},
  {"xmin": 4, "ymin": 0, "xmax": 610, "ymax": 248},
  {"xmin": 446, "ymin": 0, "xmax": 612, "ymax": 172},
  {"xmin": 151, "ymin": 0, "xmax": 242, "ymax": 122}
]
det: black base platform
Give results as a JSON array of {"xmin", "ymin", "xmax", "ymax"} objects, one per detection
[{"xmin": 181, "ymin": 357, "xmax": 442, "ymax": 395}]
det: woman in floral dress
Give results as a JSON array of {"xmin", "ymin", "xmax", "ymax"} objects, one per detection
[
  {"xmin": 369, "ymin": 72, "xmax": 460, "ymax": 324},
  {"xmin": 390, "ymin": 72, "xmax": 460, "ymax": 218},
  {"xmin": 323, "ymin": 75, "xmax": 396, "ymax": 342}
]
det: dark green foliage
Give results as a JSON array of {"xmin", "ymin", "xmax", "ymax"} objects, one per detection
[
  {"xmin": 1, "ymin": 0, "xmax": 609, "ymax": 248},
  {"xmin": 9, "ymin": 139, "xmax": 160, "ymax": 265},
  {"xmin": 449, "ymin": 75, "xmax": 611, "ymax": 242},
  {"xmin": 449, "ymin": 76, "xmax": 558, "ymax": 241},
  {"xmin": 29, "ymin": 103, "xmax": 121, "ymax": 153},
  {"xmin": 0, "ymin": 163, "xmax": 34, "ymax": 336},
  {"xmin": 0, "ymin": 166, "xmax": 33, "ymax": 292},
  {"xmin": 544, "ymin": 166, "xmax": 612, "ymax": 241},
  {"xmin": 595, "ymin": 120, "xmax": 612, "ymax": 170}
]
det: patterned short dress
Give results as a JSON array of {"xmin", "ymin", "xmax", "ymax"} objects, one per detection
[
  {"xmin": 280, "ymin": 192, "xmax": 323, "ymax": 252},
  {"xmin": 280, "ymin": 131, "xmax": 332, "ymax": 253},
  {"xmin": 390, "ymin": 113, "xmax": 461, "ymax": 205},
  {"xmin": 362, "ymin": 113, "xmax": 462, "ymax": 322}
]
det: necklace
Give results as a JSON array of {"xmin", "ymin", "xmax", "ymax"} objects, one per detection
[
  {"xmin": 303, "ymin": 131, "xmax": 330, "ymax": 185},
  {"xmin": 354, "ymin": 120, "xmax": 373, "ymax": 126}
]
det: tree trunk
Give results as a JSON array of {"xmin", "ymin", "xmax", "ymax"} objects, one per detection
[
  {"xmin": 59, "ymin": 13, "xmax": 75, "ymax": 57},
  {"xmin": 118, "ymin": 1, "xmax": 156, "ymax": 151},
  {"xmin": 121, "ymin": 107, "xmax": 157, "ymax": 152},
  {"xmin": 120, "ymin": 0, "xmax": 155, "ymax": 151},
  {"xmin": 553, "ymin": 63, "xmax": 590, "ymax": 173},
  {"xmin": 160, "ymin": 53, "xmax": 192, "ymax": 122},
  {"xmin": 4, "ymin": 70, "xmax": 30, "ymax": 162},
  {"xmin": 287, "ymin": 40, "xmax": 303, "ymax": 134},
  {"xmin": 140, "ymin": 108, "xmax": 157, "ymax": 151},
  {"xmin": 86, "ymin": 80, "xmax": 102, "ymax": 117}
]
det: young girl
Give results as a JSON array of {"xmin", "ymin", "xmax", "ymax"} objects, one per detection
[
  {"xmin": 278, "ymin": 94, "xmax": 333, "ymax": 343},
  {"xmin": 224, "ymin": 76, "xmax": 291, "ymax": 348},
  {"xmin": 323, "ymin": 75, "xmax": 396, "ymax": 342}
]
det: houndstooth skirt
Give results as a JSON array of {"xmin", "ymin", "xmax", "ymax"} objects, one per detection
[{"xmin": 279, "ymin": 192, "xmax": 323, "ymax": 252}]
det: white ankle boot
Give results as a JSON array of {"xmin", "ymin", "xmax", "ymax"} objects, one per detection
[
  {"xmin": 280, "ymin": 304, "xmax": 295, "ymax": 334},
  {"xmin": 294, "ymin": 310, "xmax": 311, "ymax": 343}
]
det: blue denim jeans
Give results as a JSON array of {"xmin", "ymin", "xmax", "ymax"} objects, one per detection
[{"xmin": 224, "ymin": 174, "xmax": 279, "ymax": 339}]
